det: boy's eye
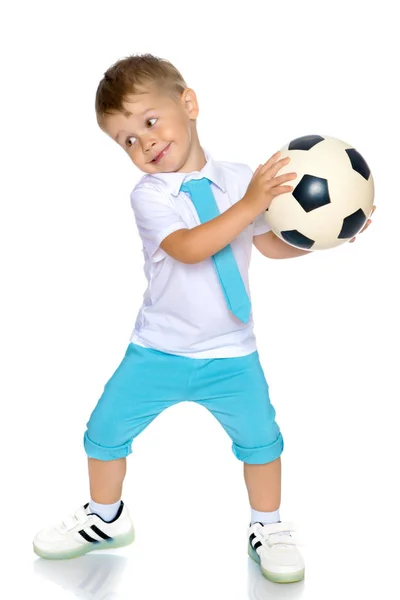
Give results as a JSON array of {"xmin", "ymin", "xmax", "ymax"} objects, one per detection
[{"xmin": 126, "ymin": 118, "xmax": 158, "ymax": 148}]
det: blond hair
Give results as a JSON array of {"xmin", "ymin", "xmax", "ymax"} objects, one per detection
[{"xmin": 95, "ymin": 53, "xmax": 188, "ymax": 125}]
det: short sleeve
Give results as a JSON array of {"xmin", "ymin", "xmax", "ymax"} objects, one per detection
[
  {"xmin": 241, "ymin": 163, "xmax": 271, "ymax": 237},
  {"xmin": 253, "ymin": 212, "xmax": 271, "ymax": 236},
  {"xmin": 130, "ymin": 183, "xmax": 187, "ymax": 262}
]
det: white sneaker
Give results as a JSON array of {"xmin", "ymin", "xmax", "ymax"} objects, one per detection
[
  {"xmin": 248, "ymin": 521, "xmax": 305, "ymax": 584},
  {"xmin": 33, "ymin": 501, "xmax": 135, "ymax": 560}
]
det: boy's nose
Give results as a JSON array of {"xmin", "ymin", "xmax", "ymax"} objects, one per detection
[{"xmin": 143, "ymin": 138, "xmax": 156, "ymax": 153}]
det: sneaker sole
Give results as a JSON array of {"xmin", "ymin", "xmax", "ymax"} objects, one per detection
[
  {"xmin": 33, "ymin": 527, "xmax": 135, "ymax": 560},
  {"xmin": 248, "ymin": 542, "xmax": 305, "ymax": 584}
]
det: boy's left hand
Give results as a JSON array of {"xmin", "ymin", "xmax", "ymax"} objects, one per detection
[{"xmin": 349, "ymin": 205, "xmax": 376, "ymax": 243}]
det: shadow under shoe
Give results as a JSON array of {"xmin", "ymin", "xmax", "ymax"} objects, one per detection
[{"xmin": 34, "ymin": 552, "xmax": 129, "ymax": 600}]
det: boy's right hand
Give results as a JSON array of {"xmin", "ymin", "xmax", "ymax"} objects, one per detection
[{"xmin": 243, "ymin": 152, "xmax": 297, "ymax": 214}]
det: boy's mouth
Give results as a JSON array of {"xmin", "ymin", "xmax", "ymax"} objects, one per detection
[{"xmin": 151, "ymin": 143, "xmax": 171, "ymax": 163}]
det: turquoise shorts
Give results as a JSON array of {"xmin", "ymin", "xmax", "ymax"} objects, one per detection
[{"xmin": 83, "ymin": 342, "xmax": 283, "ymax": 464}]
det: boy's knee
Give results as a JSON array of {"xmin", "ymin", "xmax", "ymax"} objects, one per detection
[
  {"xmin": 83, "ymin": 408, "xmax": 133, "ymax": 460},
  {"xmin": 232, "ymin": 432, "xmax": 284, "ymax": 464},
  {"xmin": 83, "ymin": 430, "xmax": 132, "ymax": 461}
]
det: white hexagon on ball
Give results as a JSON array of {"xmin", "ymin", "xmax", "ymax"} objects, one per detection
[{"xmin": 265, "ymin": 135, "xmax": 375, "ymax": 250}]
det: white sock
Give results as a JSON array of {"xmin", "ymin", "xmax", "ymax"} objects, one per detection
[
  {"xmin": 251, "ymin": 508, "xmax": 280, "ymax": 525},
  {"xmin": 89, "ymin": 499, "xmax": 121, "ymax": 522}
]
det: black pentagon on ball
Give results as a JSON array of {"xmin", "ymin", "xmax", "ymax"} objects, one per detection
[
  {"xmin": 338, "ymin": 208, "xmax": 368, "ymax": 239},
  {"xmin": 293, "ymin": 175, "xmax": 331, "ymax": 212},
  {"xmin": 288, "ymin": 135, "xmax": 325, "ymax": 151},
  {"xmin": 281, "ymin": 230, "xmax": 315, "ymax": 249},
  {"xmin": 345, "ymin": 148, "xmax": 371, "ymax": 180}
]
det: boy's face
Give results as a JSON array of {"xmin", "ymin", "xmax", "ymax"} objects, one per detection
[{"xmin": 101, "ymin": 85, "xmax": 204, "ymax": 173}]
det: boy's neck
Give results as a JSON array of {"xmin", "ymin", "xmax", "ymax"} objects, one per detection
[{"xmin": 175, "ymin": 131, "xmax": 206, "ymax": 174}]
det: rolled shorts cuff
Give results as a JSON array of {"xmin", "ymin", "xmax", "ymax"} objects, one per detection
[
  {"xmin": 83, "ymin": 432, "xmax": 132, "ymax": 461},
  {"xmin": 232, "ymin": 433, "xmax": 284, "ymax": 464}
]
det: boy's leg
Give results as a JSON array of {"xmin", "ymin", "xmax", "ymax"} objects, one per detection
[
  {"xmin": 190, "ymin": 351, "xmax": 304, "ymax": 582},
  {"xmin": 190, "ymin": 351, "xmax": 284, "ymax": 468},
  {"xmin": 83, "ymin": 343, "xmax": 192, "ymax": 463},
  {"xmin": 190, "ymin": 351, "xmax": 284, "ymax": 515},
  {"xmin": 84, "ymin": 343, "xmax": 192, "ymax": 515},
  {"xmin": 243, "ymin": 457, "xmax": 281, "ymax": 513},
  {"xmin": 88, "ymin": 457, "xmax": 127, "ymax": 504},
  {"xmin": 33, "ymin": 343, "xmax": 192, "ymax": 559}
]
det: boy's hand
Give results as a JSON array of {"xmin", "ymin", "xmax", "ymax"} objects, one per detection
[
  {"xmin": 349, "ymin": 205, "xmax": 376, "ymax": 243},
  {"xmin": 243, "ymin": 152, "xmax": 297, "ymax": 214}
]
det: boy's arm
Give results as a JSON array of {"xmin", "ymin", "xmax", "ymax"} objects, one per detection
[
  {"xmin": 160, "ymin": 153, "xmax": 296, "ymax": 264},
  {"xmin": 253, "ymin": 231, "xmax": 311, "ymax": 259},
  {"xmin": 160, "ymin": 196, "xmax": 260, "ymax": 264}
]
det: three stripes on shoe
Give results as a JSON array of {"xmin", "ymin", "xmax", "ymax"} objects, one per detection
[
  {"xmin": 76, "ymin": 502, "xmax": 118, "ymax": 544},
  {"xmin": 249, "ymin": 521, "xmax": 273, "ymax": 554},
  {"xmin": 78, "ymin": 524, "xmax": 112, "ymax": 544},
  {"xmin": 249, "ymin": 532, "xmax": 262, "ymax": 553}
]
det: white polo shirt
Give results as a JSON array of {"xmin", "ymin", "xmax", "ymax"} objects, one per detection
[{"xmin": 129, "ymin": 148, "xmax": 270, "ymax": 358}]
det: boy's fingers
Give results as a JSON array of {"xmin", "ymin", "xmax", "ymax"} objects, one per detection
[
  {"xmin": 260, "ymin": 151, "xmax": 283, "ymax": 171},
  {"xmin": 270, "ymin": 185, "xmax": 294, "ymax": 196},
  {"xmin": 270, "ymin": 172, "xmax": 297, "ymax": 186},
  {"xmin": 263, "ymin": 157, "xmax": 292, "ymax": 178}
]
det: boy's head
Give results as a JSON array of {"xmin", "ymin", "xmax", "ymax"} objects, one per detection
[{"xmin": 96, "ymin": 54, "xmax": 205, "ymax": 174}]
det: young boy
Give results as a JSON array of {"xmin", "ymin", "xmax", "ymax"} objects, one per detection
[{"xmin": 33, "ymin": 54, "xmax": 373, "ymax": 583}]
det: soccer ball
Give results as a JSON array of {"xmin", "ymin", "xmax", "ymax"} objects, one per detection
[{"xmin": 265, "ymin": 135, "xmax": 375, "ymax": 250}]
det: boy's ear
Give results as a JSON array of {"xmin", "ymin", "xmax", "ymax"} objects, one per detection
[{"xmin": 181, "ymin": 88, "xmax": 199, "ymax": 120}]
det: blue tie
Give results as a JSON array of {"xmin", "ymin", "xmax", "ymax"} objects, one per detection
[{"xmin": 180, "ymin": 177, "xmax": 251, "ymax": 323}]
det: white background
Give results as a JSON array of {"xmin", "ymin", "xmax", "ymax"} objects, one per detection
[{"xmin": 1, "ymin": 1, "xmax": 399, "ymax": 598}]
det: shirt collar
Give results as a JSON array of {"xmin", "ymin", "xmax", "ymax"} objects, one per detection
[{"xmin": 145, "ymin": 148, "xmax": 227, "ymax": 197}]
